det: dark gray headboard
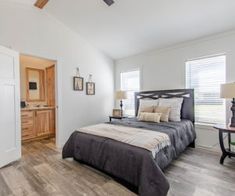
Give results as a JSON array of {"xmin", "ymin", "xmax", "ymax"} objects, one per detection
[{"xmin": 135, "ymin": 89, "xmax": 195, "ymax": 123}]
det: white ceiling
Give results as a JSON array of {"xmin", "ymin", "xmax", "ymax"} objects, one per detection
[
  {"xmin": 7, "ymin": 0, "xmax": 235, "ymax": 59},
  {"xmin": 1, "ymin": 0, "xmax": 35, "ymax": 5}
]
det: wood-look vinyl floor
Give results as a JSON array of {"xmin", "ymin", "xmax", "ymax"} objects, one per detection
[{"xmin": 0, "ymin": 139, "xmax": 234, "ymax": 196}]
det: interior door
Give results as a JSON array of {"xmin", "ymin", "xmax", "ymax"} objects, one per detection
[{"xmin": 0, "ymin": 46, "xmax": 21, "ymax": 168}]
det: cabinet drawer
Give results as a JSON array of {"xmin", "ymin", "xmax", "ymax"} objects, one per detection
[
  {"xmin": 21, "ymin": 119, "xmax": 34, "ymax": 126},
  {"xmin": 21, "ymin": 111, "xmax": 34, "ymax": 118},
  {"xmin": 22, "ymin": 133, "xmax": 35, "ymax": 140},
  {"xmin": 22, "ymin": 126, "xmax": 34, "ymax": 133},
  {"xmin": 22, "ymin": 131, "xmax": 34, "ymax": 139},
  {"xmin": 22, "ymin": 126, "xmax": 35, "ymax": 140}
]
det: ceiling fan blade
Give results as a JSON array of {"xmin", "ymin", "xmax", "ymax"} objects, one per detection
[
  {"xmin": 103, "ymin": 0, "xmax": 115, "ymax": 6},
  {"xmin": 34, "ymin": 0, "xmax": 49, "ymax": 9}
]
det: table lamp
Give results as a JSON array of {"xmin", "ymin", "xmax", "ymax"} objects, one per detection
[
  {"xmin": 115, "ymin": 90, "xmax": 127, "ymax": 117},
  {"xmin": 220, "ymin": 82, "xmax": 235, "ymax": 127}
]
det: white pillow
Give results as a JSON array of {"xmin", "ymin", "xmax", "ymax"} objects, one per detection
[
  {"xmin": 158, "ymin": 98, "xmax": 183, "ymax": 122},
  {"xmin": 138, "ymin": 99, "xmax": 159, "ymax": 116}
]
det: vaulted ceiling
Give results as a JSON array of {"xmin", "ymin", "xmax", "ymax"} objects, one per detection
[{"xmin": 6, "ymin": 0, "xmax": 235, "ymax": 59}]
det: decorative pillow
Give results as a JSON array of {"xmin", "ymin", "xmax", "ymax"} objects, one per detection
[
  {"xmin": 138, "ymin": 106, "xmax": 154, "ymax": 116},
  {"xmin": 138, "ymin": 99, "xmax": 159, "ymax": 116},
  {"xmin": 158, "ymin": 98, "xmax": 183, "ymax": 122},
  {"xmin": 138, "ymin": 112, "xmax": 162, "ymax": 123},
  {"xmin": 154, "ymin": 106, "xmax": 171, "ymax": 122}
]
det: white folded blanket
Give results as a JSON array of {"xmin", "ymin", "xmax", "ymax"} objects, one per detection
[{"xmin": 78, "ymin": 123, "xmax": 171, "ymax": 158}]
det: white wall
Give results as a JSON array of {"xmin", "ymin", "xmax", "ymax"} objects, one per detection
[
  {"xmin": 115, "ymin": 31, "xmax": 235, "ymax": 150},
  {"xmin": 0, "ymin": 2, "xmax": 114, "ymax": 147}
]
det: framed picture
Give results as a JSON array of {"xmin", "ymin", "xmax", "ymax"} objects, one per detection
[
  {"xmin": 73, "ymin": 77, "xmax": 84, "ymax": 91},
  {"xmin": 113, "ymin": 109, "xmax": 121, "ymax": 117},
  {"xmin": 86, "ymin": 82, "xmax": 95, "ymax": 95}
]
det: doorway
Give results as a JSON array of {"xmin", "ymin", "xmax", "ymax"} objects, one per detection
[{"xmin": 19, "ymin": 54, "xmax": 57, "ymax": 145}]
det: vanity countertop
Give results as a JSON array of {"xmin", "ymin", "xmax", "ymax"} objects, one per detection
[{"xmin": 21, "ymin": 106, "xmax": 55, "ymax": 111}]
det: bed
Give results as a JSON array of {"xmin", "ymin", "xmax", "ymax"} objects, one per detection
[{"xmin": 62, "ymin": 89, "xmax": 196, "ymax": 196}]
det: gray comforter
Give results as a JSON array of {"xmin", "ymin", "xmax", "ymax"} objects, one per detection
[{"xmin": 62, "ymin": 118, "xmax": 196, "ymax": 196}]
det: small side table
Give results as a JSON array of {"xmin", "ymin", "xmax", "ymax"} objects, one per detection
[
  {"xmin": 214, "ymin": 125, "xmax": 235, "ymax": 164},
  {"xmin": 109, "ymin": 116, "xmax": 127, "ymax": 122}
]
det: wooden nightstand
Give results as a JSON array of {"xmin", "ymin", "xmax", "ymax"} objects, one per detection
[
  {"xmin": 109, "ymin": 116, "xmax": 127, "ymax": 122},
  {"xmin": 214, "ymin": 124, "xmax": 235, "ymax": 164}
]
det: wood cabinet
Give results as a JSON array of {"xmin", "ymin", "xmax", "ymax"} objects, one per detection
[
  {"xmin": 49, "ymin": 109, "xmax": 55, "ymax": 134},
  {"xmin": 46, "ymin": 65, "xmax": 55, "ymax": 106},
  {"xmin": 21, "ymin": 111, "xmax": 35, "ymax": 141},
  {"xmin": 35, "ymin": 110, "xmax": 50, "ymax": 136},
  {"xmin": 21, "ymin": 108, "xmax": 55, "ymax": 142}
]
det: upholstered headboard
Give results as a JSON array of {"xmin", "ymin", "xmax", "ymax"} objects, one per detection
[{"xmin": 135, "ymin": 89, "xmax": 195, "ymax": 123}]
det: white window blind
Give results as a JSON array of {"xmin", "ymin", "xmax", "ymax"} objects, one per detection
[
  {"xmin": 121, "ymin": 70, "xmax": 140, "ymax": 116},
  {"xmin": 186, "ymin": 55, "xmax": 226, "ymax": 125}
]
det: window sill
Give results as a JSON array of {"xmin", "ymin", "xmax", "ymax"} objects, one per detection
[{"xmin": 195, "ymin": 123, "xmax": 217, "ymax": 131}]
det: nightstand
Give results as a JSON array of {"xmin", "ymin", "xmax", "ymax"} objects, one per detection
[
  {"xmin": 109, "ymin": 116, "xmax": 127, "ymax": 122},
  {"xmin": 214, "ymin": 124, "xmax": 235, "ymax": 164}
]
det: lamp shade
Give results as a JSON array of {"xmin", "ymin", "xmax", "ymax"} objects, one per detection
[
  {"xmin": 220, "ymin": 82, "xmax": 235, "ymax": 98},
  {"xmin": 115, "ymin": 90, "xmax": 127, "ymax": 100}
]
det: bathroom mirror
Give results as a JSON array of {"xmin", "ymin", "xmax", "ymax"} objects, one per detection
[{"xmin": 26, "ymin": 68, "xmax": 45, "ymax": 102}]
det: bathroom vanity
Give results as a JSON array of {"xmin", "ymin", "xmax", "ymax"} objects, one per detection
[{"xmin": 21, "ymin": 107, "xmax": 55, "ymax": 142}]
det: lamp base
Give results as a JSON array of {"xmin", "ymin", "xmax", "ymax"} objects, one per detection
[
  {"xmin": 120, "ymin": 100, "xmax": 123, "ymax": 117},
  {"xmin": 230, "ymin": 98, "xmax": 235, "ymax": 127},
  {"xmin": 230, "ymin": 123, "xmax": 235, "ymax": 128}
]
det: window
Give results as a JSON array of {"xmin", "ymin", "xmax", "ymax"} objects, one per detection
[
  {"xmin": 186, "ymin": 55, "xmax": 226, "ymax": 125},
  {"xmin": 121, "ymin": 70, "xmax": 140, "ymax": 116}
]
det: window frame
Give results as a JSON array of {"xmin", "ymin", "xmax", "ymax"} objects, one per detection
[
  {"xmin": 120, "ymin": 69, "xmax": 141, "ymax": 116},
  {"xmin": 120, "ymin": 68, "xmax": 141, "ymax": 90},
  {"xmin": 185, "ymin": 54, "xmax": 226, "ymax": 126}
]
